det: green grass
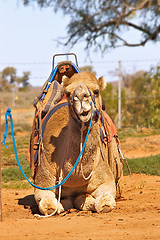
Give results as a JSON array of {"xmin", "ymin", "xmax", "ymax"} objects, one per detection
[
  {"xmin": 1, "ymin": 136, "xmax": 30, "ymax": 166},
  {"xmin": 2, "ymin": 181, "xmax": 32, "ymax": 189},
  {"xmin": 124, "ymin": 154, "xmax": 160, "ymax": 176},
  {"xmin": 2, "ymin": 163, "xmax": 30, "ymax": 183},
  {"xmin": 1, "ymin": 153, "xmax": 160, "ymax": 189},
  {"xmin": 1, "ymin": 134, "xmax": 32, "ymax": 189},
  {"xmin": 1, "ymin": 153, "xmax": 32, "ymax": 189}
]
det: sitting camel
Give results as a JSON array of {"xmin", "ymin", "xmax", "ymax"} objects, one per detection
[{"xmin": 34, "ymin": 71, "xmax": 123, "ymax": 216}]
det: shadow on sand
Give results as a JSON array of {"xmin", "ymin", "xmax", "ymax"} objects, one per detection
[{"xmin": 18, "ymin": 194, "xmax": 40, "ymax": 215}]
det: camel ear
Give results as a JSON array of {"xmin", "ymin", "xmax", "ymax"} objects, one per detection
[
  {"xmin": 97, "ymin": 76, "xmax": 106, "ymax": 91},
  {"xmin": 61, "ymin": 75, "xmax": 70, "ymax": 88}
]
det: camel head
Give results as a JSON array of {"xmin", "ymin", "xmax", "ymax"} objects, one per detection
[{"xmin": 62, "ymin": 71, "xmax": 106, "ymax": 123}]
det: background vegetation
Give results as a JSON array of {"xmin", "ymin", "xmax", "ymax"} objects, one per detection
[
  {"xmin": 101, "ymin": 65, "xmax": 160, "ymax": 129},
  {"xmin": 0, "ymin": 67, "xmax": 30, "ymax": 91}
]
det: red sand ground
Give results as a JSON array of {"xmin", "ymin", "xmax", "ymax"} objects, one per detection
[{"xmin": 0, "ymin": 135, "xmax": 160, "ymax": 240}]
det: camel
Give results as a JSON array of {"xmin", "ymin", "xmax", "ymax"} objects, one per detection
[{"xmin": 33, "ymin": 71, "xmax": 123, "ymax": 216}]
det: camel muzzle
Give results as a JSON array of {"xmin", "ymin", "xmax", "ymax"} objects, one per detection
[{"xmin": 70, "ymin": 84, "xmax": 99, "ymax": 124}]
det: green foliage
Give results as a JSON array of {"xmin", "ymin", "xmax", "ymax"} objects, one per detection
[
  {"xmin": 22, "ymin": 0, "xmax": 160, "ymax": 52},
  {"xmin": 124, "ymin": 155, "xmax": 160, "ymax": 176},
  {"xmin": 2, "ymin": 67, "xmax": 17, "ymax": 84},
  {"xmin": 126, "ymin": 66, "xmax": 160, "ymax": 128},
  {"xmin": 101, "ymin": 83, "xmax": 126, "ymax": 124},
  {"xmin": 0, "ymin": 67, "xmax": 31, "ymax": 91},
  {"xmin": 100, "ymin": 65, "xmax": 160, "ymax": 129},
  {"xmin": 101, "ymin": 83, "xmax": 117, "ymax": 121},
  {"xmin": 21, "ymin": 71, "xmax": 30, "ymax": 87}
]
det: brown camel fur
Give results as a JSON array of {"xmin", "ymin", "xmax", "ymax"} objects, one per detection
[{"xmin": 34, "ymin": 71, "xmax": 123, "ymax": 216}]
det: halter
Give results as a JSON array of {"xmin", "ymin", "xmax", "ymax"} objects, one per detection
[
  {"xmin": 69, "ymin": 87, "xmax": 100, "ymax": 126},
  {"xmin": 68, "ymin": 87, "xmax": 101, "ymax": 180}
]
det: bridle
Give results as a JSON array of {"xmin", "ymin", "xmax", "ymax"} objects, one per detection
[
  {"xmin": 68, "ymin": 87, "xmax": 100, "ymax": 126},
  {"xmin": 68, "ymin": 86, "xmax": 102, "ymax": 180}
]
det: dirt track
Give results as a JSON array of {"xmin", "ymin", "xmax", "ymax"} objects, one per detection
[
  {"xmin": 120, "ymin": 134, "xmax": 160, "ymax": 159},
  {"xmin": 0, "ymin": 174, "xmax": 160, "ymax": 240},
  {"xmin": 0, "ymin": 135, "xmax": 160, "ymax": 240}
]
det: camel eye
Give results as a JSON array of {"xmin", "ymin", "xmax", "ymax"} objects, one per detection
[
  {"xmin": 65, "ymin": 91, "xmax": 71, "ymax": 97},
  {"xmin": 93, "ymin": 89, "xmax": 99, "ymax": 96}
]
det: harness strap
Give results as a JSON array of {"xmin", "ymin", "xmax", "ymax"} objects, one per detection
[{"xmin": 70, "ymin": 88, "xmax": 100, "ymax": 125}]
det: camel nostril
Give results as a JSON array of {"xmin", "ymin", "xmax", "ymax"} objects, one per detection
[
  {"xmin": 83, "ymin": 93, "xmax": 90, "ymax": 100},
  {"xmin": 74, "ymin": 95, "xmax": 79, "ymax": 101}
]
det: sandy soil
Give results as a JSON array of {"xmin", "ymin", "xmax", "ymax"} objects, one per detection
[
  {"xmin": 0, "ymin": 135, "xmax": 160, "ymax": 240},
  {"xmin": 120, "ymin": 134, "xmax": 160, "ymax": 159}
]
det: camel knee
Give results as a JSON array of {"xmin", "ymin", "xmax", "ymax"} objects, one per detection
[
  {"xmin": 95, "ymin": 193, "xmax": 116, "ymax": 213},
  {"xmin": 92, "ymin": 182, "xmax": 116, "ymax": 200}
]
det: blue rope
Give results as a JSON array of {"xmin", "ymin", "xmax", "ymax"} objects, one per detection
[
  {"xmin": 1, "ymin": 108, "xmax": 11, "ymax": 148},
  {"xmin": 1, "ymin": 103, "xmax": 93, "ymax": 190}
]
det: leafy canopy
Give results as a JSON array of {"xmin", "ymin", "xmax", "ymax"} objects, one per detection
[
  {"xmin": 127, "ymin": 65, "xmax": 160, "ymax": 128},
  {"xmin": 0, "ymin": 67, "xmax": 30, "ymax": 91},
  {"xmin": 22, "ymin": 0, "xmax": 160, "ymax": 51}
]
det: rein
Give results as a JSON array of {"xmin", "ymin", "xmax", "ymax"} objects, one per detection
[
  {"xmin": 1, "ymin": 104, "xmax": 93, "ymax": 191},
  {"xmin": 80, "ymin": 122, "xmax": 95, "ymax": 180},
  {"xmin": 69, "ymin": 88, "xmax": 101, "ymax": 180}
]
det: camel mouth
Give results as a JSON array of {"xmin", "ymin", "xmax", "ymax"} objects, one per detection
[
  {"xmin": 78, "ymin": 110, "xmax": 91, "ymax": 122},
  {"xmin": 80, "ymin": 110, "xmax": 90, "ymax": 117}
]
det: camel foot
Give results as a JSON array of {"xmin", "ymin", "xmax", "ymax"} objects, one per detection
[{"xmin": 95, "ymin": 194, "xmax": 116, "ymax": 213}]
